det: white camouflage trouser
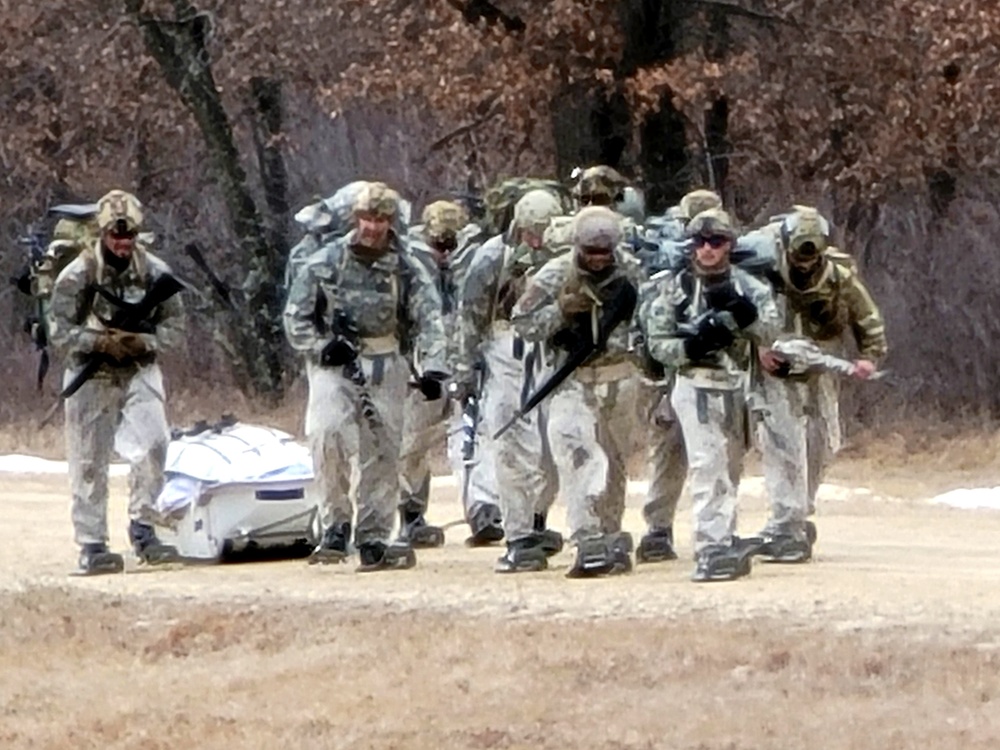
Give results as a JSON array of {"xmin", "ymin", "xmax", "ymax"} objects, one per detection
[
  {"xmin": 484, "ymin": 328, "xmax": 558, "ymax": 543},
  {"xmin": 305, "ymin": 355, "xmax": 406, "ymax": 546},
  {"xmin": 546, "ymin": 365, "xmax": 639, "ymax": 541},
  {"xmin": 640, "ymin": 380, "xmax": 688, "ymax": 532},
  {"xmin": 399, "ymin": 390, "xmax": 499, "ymax": 519},
  {"xmin": 65, "ymin": 364, "xmax": 170, "ymax": 545},
  {"xmin": 758, "ymin": 372, "xmax": 840, "ymax": 531},
  {"xmin": 671, "ymin": 375, "xmax": 748, "ymax": 556}
]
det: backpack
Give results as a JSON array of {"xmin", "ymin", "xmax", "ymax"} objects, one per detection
[
  {"xmin": 481, "ymin": 177, "xmax": 573, "ymax": 235},
  {"xmin": 12, "ymin": 203, "xmax": 100, "ymax": 388},
  {"xmin": 286, "ymin": 182, "xmax": 414, "ymax": 288}
]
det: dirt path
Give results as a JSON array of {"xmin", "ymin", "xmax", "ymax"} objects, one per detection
[{"xmin": 3, "ymin": 470, "xmax": 1000, "ymax": 749}]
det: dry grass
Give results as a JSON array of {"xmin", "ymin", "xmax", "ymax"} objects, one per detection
[{"xmin": 1, "ymin": 587, "xmax": 998, "ymax": 750}]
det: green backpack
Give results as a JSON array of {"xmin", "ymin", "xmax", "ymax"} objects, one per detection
[{"xmin": 12, "ymin": 203, "xmax": 100, "ymax": 388}]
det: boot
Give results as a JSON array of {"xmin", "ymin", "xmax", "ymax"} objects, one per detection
[
  {"xmin": 691, "ymin": 536, "xmax": 761, "ymax": 583},
  {"xmin": 128, "ymin": 520, "xmax": 180, "ymax": 565},
  {"xmin": 75, "ymin": 543, "xmax": 124, "ymax": 576},
  {"xmin": 466, "ymin": 503, "xmax": 505, "ymax": 547},
  {"xmin": 758, "ymin": 526, "xmax": 812, "ymax": 563},
  {"xmin": 636, "ymin": 526, "xmax": 678, "ymax": 563},
  {"xmin": 533, "ymin": 512, "xmax": 564, "ymax": 557},
  {"xmin": 357, "ymin": 541, "xmax": 417, "ymax": 572},
  {"xmin": 309, "ymin": 521, "xmax": 351, "ymax": 565},
  {"xmin": 397, "ymin": 503, "xmax": 445, "ymax": 548},
  {"xmin": 494, "ymin": 536, "xmax": 548, "ymax": 573},
  {"xmin": 566, "ymin": 534, "xmax": 631, "ymax": 579}
]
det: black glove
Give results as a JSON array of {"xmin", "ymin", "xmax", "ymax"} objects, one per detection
[
  {"xmin": 683, "ymin": 313, "xmax": 735, "ymax": 361},
  {"xmin": 418, "ymin": 370, "xmax": 449, "ymax": 401},
  {"xmin": 704, "ymin": 281, "xmax": 758, "ymax": 329},
  {"xmin": 320, "ymin": 337, "xmax": 357, "ymax": 367}
]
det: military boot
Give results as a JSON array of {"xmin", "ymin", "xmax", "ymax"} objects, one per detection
[
  {"xmin": 691, "ymin": 536, "xmax": 761, "ymax": 583},
  {"xmin": 397, "ymin": 502, "xmax": 445, "ymax": 548},
  {"xmin": 128, "ymin": 520, "xmax": 180, "ymax": 565},
  {"xmin": 494, "ymin": 536, "xmax": 548, "ymax": 573},
  {"xmin": 532, "ymin": 512, "xmax": 564, "ymax": 557},
  {"xmin": 466, "ymin": 503, "xmax": 505, "ymax": 547},
  {"xmin": 75, "ymin": 543, "xmax": 124, "ymax": 576},
  {"xmin": 566, "ymin": 534, "xmax": 632, "ymax": 579},
  {"xmin": 758, "ymin": 525, "xmax": 812, "ymax": 563},
  {"xmin": 357, "ymin": 541, "xmax": 417, "ymax": 572},
  {"xmin": 309, "ymin": 521, "xmax": 351, "ymax": 565},
  {"xmin": 636, "ymin": 526, "xmax": 678, "ymax": 563}
]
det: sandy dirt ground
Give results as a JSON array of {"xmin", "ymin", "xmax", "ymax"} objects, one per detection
[{"xmin": 3, "ymin": 468, "xmax": 1000, "ymax": 749}]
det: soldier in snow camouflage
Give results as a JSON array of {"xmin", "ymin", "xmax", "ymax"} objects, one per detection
[
  {"xmin": 754, "ymin": 206, "xmax": 887, "ymax": 562},
  {"xmin": 398, "ymin": 199, "xmax": 499, "ymax": 547},
  {"xmin": 640, "ymin": 208, "xmax": 780, "ymax": 583},
  {"xmin": 283, "ymin": 182, "xmax": 448, "ymax": 572},
  {"xmin": 48, "ymin": 189, "xmax": 186, "ymax": 575},
  {"xmin": 512, "ymin": 206, "xmax": 648, "ymax": 578},
  {"xmin": 457, "ymin": 188, "xmax": 567, "ymax": 572}
]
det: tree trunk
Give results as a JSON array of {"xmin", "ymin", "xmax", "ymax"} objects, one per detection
[{"xmin": 125, "ymin": 0, "xmax": 285, "ymax": 400}]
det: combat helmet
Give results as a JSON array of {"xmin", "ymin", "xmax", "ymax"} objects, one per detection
[
  {"xmin": 353, "ymin": 182, "xmax": 401, "ymax": 219},
  {"xmin": 572, "ymin": 166, "xmax": 627, "ymax": 205},
  {"xmin": 96, "ymin": 190, "xmax": 143, "ymax": 232}
]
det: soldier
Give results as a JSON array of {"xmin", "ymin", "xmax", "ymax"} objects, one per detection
[
  {"xmin": 458, "ymin": 189, "xmax": 566, "ymax": 572},
  {"xmin": 47, "ymin": 190, "xmax": 186, "ymax": 575},
  {"xmin": 645, "ymin": 189, "xmax": 723, "ymax": 243},
  {"xmin": 632, "ymin": 189, "xmax": 723, "ymax": 566},
  {"xmin": 755, "ymin": 206, "xmax": 887, "ymax": 561},
  {"xmin": 512, "ymin": 206, "xmax": 646, "ymax": 578},
  {"xmin": 284, "ymin": 182, "xmax": 449, "ymax": 571},
  {"xmin": 641, "ymin": 208, "xmax": 780, "ymax": 582},
  {"xmin": 398, "ymin": 199, "xmax": 502, "ymax": 547}
]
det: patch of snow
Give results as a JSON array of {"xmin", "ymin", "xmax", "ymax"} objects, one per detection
[
  {"xmin": 930, "ymin": 487, "xmax": 1000, "ymax": 511},
  {"xmin": 0, "ymin": 454, "xmax": 128, "ymax": 476}
]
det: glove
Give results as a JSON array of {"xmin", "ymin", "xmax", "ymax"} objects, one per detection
[
  {"xmin": 418, "ymin": 370, "xmax": 449, "ymax": 401},
  {"xmin": 320, "ymin": 337, "xmax": 358, "ymax": 367},
  {"xmin": 94, "ymin": 329, "xmax": 148, "ymax": 361},
  {"xmin": 683, "ymin": 313, "xmax": 735, "ymax": 361},
  {"xmin": 558, "ymin": 281, "xmax": 592, "ymax": 316},
  {"xmin": 704, "ymin": 281, "xmax": 758, "ymax": 329}
]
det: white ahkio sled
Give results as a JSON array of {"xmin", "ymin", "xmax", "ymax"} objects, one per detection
[{"xmin": 153, "ymin": 421, "xmax": 318, "ymax": 561}]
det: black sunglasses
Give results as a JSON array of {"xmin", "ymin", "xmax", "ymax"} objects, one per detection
[{"xmin": 696, "ymin": 234, "xmax": 730, "ymax": 248}]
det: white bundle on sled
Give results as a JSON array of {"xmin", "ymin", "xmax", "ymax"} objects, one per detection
[{"xmin": 154, "ymin": 421, "xmax": 317, "ymax": 561}]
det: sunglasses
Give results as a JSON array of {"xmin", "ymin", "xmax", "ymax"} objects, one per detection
[
  {"xmin": 578, "ymin": 194, "xmax": 612, "ymax": 207},
  {"xmin": 580, "ymin": 244, "xmax": 613, "ymax": 256},
  {"xmin": 696, "ymin": 234, "xmax": 730, "ymax": 249},
  {"xmin": 108, "ymin": 229, "xmax": 137, "ymax": 240}
]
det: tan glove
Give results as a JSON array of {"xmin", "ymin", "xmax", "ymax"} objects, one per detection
[
  {"xmin": 557, "ymin": 280, "xmax": 592, "ymax": 316},
  {"xmin": 94, "ymin": 329, "xmax": 148, "ymax": 361}
]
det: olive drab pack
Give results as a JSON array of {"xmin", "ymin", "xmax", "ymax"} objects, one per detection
[
  {"xmin": 11, "ymin": 203, "xmax": 101, "ymax": 389},
  {"xmin": 481, "ymin": 177, "xmax": 573, "ymax": 235}
]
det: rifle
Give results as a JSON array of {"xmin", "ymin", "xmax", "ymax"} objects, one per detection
[
  {"xmin": 13, "ymin": 228, "xmax": 50, "ymax": 388},
  {"xmin": 493, "ymin": 276, "xmax": 637, "ymax": 439},
  {"xmin": 458, "ymin": 361, "xmax": 486, "ymax": 507},
  {"xmin": 40, "ymin": 274, "xmax": 185, "ymax": 426},
  {"xmin": 770, "ymin": 337, "xmax": 887, "ymax": 380},
  {"xmin": 328, "ymin": 309, "xmax": 382, "ymax": 430}
]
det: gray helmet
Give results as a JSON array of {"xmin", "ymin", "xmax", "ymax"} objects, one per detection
[
  {"xmin": 573, "ymin": 206, "xmax": 622, "ymax": 249},
  {"xmin": 511, "ymin": 189, "xmax": 563, "ymax": 233}
]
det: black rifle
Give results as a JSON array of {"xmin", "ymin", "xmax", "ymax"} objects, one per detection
[
  {"xmin": 459, "ymin": 361, "xmax": 486, "ymax": 507},
  {"xmin": 328, "ymin": 309, "xmax": 381, "ymax": 431},
  {"xmin": 12, "ymin": 228, "xmax": 50, "ymax": 388},
  {"xmin": 493, "ymin": 276, "xmax": 637, "ymax": 439},
  {"xmin": 40, "ymin": 274, "xmax": 185, "ymax": 426}
]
